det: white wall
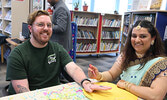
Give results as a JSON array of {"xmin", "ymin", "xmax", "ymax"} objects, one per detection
[
  {"xmin": 119, "ymin": 0, "xmax": 128, "ymax": 15},
  {"xmin": 94, "ymin": 0, "xmax": 116, "ymax": 14}
]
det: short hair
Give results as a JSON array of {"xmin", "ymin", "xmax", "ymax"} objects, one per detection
[{"xmin": 27, "ymin": 10, "xmax": 50, "ymax": 25}]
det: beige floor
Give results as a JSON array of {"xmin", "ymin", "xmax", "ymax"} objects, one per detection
[{"xmin": 0, "ymin": 53, "xmax": 118, "ymax": 97}]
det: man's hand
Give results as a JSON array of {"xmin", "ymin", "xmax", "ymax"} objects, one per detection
[{"xmin": 82, "ymin": 81, "xmax": 112, "ymax": 92}]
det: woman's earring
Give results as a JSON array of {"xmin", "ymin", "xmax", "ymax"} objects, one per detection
[{"xmin": 151, "ymin": 40, "xmax": 154, "ymax": 45}]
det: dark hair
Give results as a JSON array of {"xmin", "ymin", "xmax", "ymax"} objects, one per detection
[
  {"xmin": 27, "ymin": 10, "xmax": 50, "ymax": 25},
  {"xmin": 122, "ymin": 20, "xmax": 165, "ymax": 70}
]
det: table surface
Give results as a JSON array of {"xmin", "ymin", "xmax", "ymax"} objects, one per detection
[
  {"xmin": 0, "ymin": 82, "xmax": 140, "ymax": 100},
  {"xmin": 0, "ymin": 82, "xmax": 89, "ymax": 100},
  {"xmin": 6, "ymin": 38, "xmax": 23, "ymax": 47}
]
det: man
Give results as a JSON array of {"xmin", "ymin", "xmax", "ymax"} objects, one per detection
[
  {"xmin": 48, "ymin": 0, "xmax": 72, "ymax": 52},
  {"xmin": 6, "ymin": 10, "xmax": 111, "ymax": 95}
]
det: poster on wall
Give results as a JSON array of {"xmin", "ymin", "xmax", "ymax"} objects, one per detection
[
  {"xmin": 132, "ymin": 0, "xmax": 151, "ymax": 10},
  {"xmin": 32, "ymin": 0, "xmax": 44, "ymax": 12},
  {"xmin": 150, "ymin": 0, "xmax": 162, "ymax": 10},
  {"xmin": 137, "ymin": 0, "xmax": 151, "ymax": 10}
]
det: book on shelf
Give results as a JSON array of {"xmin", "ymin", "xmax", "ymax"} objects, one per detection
[
  {"xmin": 6, "ymin": 0, "xmax": 11, "ymax": 7},
  {"xmin": 77, "ymin": 30, "xmax": 82, "ymax": 39},
  {"xmin": 77, "ymin": 29, "xmax": 95, "ymax": 39},
  {"xmin": 5, "ymin": 10, "xmax": 11, "ymax": 20},
  {"xmin": 112, "ymin": 43, "xmax": 119, "ymax": 50},
  {"xmin": 76, "ymin": 43, "xmax": 97, "ymax": 52},
  {"xmin": 5, "ymin": 22, "xmax": 11, "ymax": 33},
  {"xmin": 0, "ymin": 10, "xmax": 2, "ymax": 18},
  {"xmin": 89, "ymin": 31, "xmax": 95, "ymax": 39},
  {"xmin": 133, "ymin": 15, "xmax": 155, "ymax": 24},
  {"xmin": 88, "ymin": 44, "xmax": 92, "ymax": 51},
  {"xmin": 100, "ymin": 42, "xmax": 119, "ymax": 51},
  {"xmin": 101, "ymin": 31, "xmax": 119, "ymax": 39},
  {"xmin": 103, "ymin": 19, "xmax": 121, "ymax": 27},
  {"xmin": 114, "ymin": 31, "xmax": 120, "ymax": 39},
  {"xmin": 0, "ymin": 21, "xmax": 2, "ymax": 30},
  {"xmin": 74, "ymin": 16, "xmax": 98, "ymax": 26},
  {"xmin": 83, "ymin": 30, "xmax": 88, "ymax": 39}
]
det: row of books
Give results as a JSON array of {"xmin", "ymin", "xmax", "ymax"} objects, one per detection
[
  {"xmin": 0, "ymin": 21, "xmax": 2, "ymax": 30},
  {"xmin": 5, "ymin": 0, "xmax": 11, "ymax": 7},
  {"xmin": 102, "ymin": 19, "xmax": 121, "ymax": 27},
  {"xmin": 77, "ymin": 29, "xmax": 95, "ymax": 39},
  {"xmin": 101, "ymin": 31, "xmax": 119, "ymax": 39},
  {"xmin": 74, "ymin": 16, "xmax": 98, "ymax": 26},
  {"xmin": 0, "ymin": 10, "xmax": 2, "ymax": 18},
  {"xmin": 124, "ymin": 14, "xmax": 130, "ymax": 25},
  {"xmin": 76, "ymin": 43, "xmax": 97, "ymax": 52},
  {"xmin": 133, "ymin": 15, "xmax": 155, "ymax": 24},
  {"xmin": 100, "ymin": 42, "xmax": 119, "ymax": 51},
  {"xmin": 4, "ymin": 10, "xmax": 11, "ymax": 20},
  {"xmin": 4, "ymin": 22, "xmax": 11, "ymax": 34},
  {"xmin": 123, "ymin": 26, "xmax": 129, "ymax": 35}
]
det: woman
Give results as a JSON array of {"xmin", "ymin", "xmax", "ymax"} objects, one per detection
[{"xmin": 88, "ymin": 20, "xmax": 167, "ymax": 100}]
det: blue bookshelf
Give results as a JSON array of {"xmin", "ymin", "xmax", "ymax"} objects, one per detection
[{"xmin": 69, "ymin": 22, "xmax": 77, "ymax": 62}]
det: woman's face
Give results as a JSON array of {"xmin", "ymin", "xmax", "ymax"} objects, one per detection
[{"xmin": 131, "ymin": 27, "xmax": 155, "ymax": 54}]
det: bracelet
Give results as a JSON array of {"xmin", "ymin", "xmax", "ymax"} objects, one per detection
[
  {"xmin": 124, "ymin": 81, "xmax": 131, "ymax": 91},
  {"xmin": 97, "ymin": 72, "xmax": 103, "ymax": 81},
  {"xmin": 80, "ymin": 78, "xmax": 91, "ymax": 88}
]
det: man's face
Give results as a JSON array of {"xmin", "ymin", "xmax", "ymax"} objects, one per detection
[
  {"xmin": 47, "ymin": 0, "xmax": 57, "ymax": 6},
  {"xmin": 29, "ymin": 15, "xmax": 52, "ymax": 46}
]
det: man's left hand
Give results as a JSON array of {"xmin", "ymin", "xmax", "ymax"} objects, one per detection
[{"xmin": 82, "ymin": 81, "xmax": 112, "ymax": 92}]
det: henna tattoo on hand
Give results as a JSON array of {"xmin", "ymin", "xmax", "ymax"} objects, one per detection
[{"xmin": 17, "ymin": 85, "xmax": 29, "ymax": 93}]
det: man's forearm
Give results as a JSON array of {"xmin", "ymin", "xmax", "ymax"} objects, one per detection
[
  {"xmin": 66, "ymin": 62, "xmax": 88, "ymax": 84},
  {"xmin": 16, "ymin": 85, "xmax": 29, "ymax": 93},
  {"xmin": 11, "ymin": 79, "xmax": 30, "ymax": 94}
]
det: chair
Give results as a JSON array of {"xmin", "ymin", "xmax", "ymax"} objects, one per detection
[
  {"xmin": 60, "ymin": 68, "xmax": 74, "ymax": 84},
  {"xmin": 2, "ymin": 84, "xmax": 9, "ymax": 96}
]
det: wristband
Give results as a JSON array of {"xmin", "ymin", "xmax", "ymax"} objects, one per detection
[{"xmin": 80, "ymin": 78, "xmax": 91, "ymax": 88}]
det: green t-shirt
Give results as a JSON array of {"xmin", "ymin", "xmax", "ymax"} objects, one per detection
[{"xmin": 6, "ymin": 40, "xmax": 73, "ymax": 94}]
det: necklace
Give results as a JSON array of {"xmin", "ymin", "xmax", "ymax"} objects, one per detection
[
  {"xmin": 129, "ymin": 58, "xmax": 143, "ymax": 66},
  {"xmin": 128, "ymin": 52, "xmax": 145, "ymax": 68},
  {"xmin": 135, "ymin": 52, "xmax": 144, "ymax": 58}
]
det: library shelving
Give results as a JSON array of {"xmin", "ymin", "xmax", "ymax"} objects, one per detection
[
  {"xmin": 71, "ymin": 11, "xmax": 122, "ymax": 55},
  {"xmin": 0, "ymin": 0, "xmax": 11, "ymax": 36},
  {"xmin": 121, "ymin": 10, "xmax": 167, "ymax": 51},
  {"xmin": 121, "ymin": 12, "xmax": 132, "ymax": 50},
  {"xmin": 0, "ymin": 0, "xmax": 29, "ymax": 38},
  {"xmin": 100, "ymin": 13, "xmax": 122, "ymax": 55}
]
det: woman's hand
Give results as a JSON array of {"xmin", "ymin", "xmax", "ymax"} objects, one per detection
[
  {"xmin": 117, "ymin": 80, "xmax": 126, "ymax": 89},
  {"xmin": 117, "ymin": 80, "xmax": 134, "ymax": 92},
  {"xmin": 88, "ymin": 64, "xmax": 101, "ymax": 80}
]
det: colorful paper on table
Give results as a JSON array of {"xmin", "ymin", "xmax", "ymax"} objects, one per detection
[
  {"xmin": 83, "ymin": 82, "xmax": 138, "ymax": 100},
  {"xmin": 0, "ymin": 82, "xmax": 89, "ymax": 100}
]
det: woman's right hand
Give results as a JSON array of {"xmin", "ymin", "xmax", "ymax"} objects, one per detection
[{"xmin": 88, "ymin": 64, "xmax": 101, "ymax": 80}]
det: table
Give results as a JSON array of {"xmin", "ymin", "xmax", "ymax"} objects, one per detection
[
  {"xmin": 0, "ymin": 82, "xmax": 89, "ymax": 100},
  {"xmin": 0, "ymin": 82, "xmax": 140, "ymax": 100},
  {"xmin": 5, "ymin": 38, "xmax": 23, "ymax": 47}
]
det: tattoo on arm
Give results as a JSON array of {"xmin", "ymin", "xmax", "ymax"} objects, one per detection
[{"xmin": 17, "ymin": 85, "xmax": 29, "ymax": 93}]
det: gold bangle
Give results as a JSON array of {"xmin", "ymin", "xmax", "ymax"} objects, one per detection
[
  {"xmin": 97, "ymin": 72, "xmax": 103, "ymax": 81},
  {"xmin": 128, "ymin": 83, "xmax": 133, "ymax": 92},
  {"xmin": 124, "ymin": 81, "xmax": 131, "ymax": 91}
]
